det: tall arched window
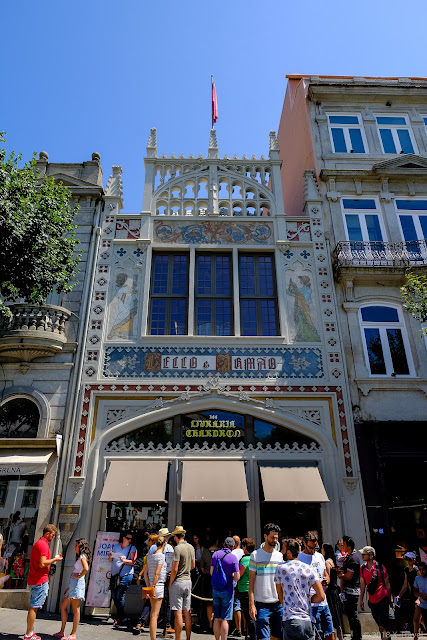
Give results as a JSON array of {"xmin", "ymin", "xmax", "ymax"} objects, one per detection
[
  {"xmin": 360, "ymin": 305, "xmax": 413, "ymax": 376},
  {"xmin": 0, "ymin": 398, "xmax": 40, "ymax": 438}
]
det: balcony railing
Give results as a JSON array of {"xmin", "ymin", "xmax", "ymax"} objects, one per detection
[
  {"xmin": 0, "ymin": 304, "xmax": 71, "ymax": 361},
  {"xmin": 334, "ymin": 240, "xmax": 427, "ymax": 268}
]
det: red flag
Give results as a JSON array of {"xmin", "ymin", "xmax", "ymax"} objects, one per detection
[{"xmin": 211, "ymin": 76, "xmax": 218, "ymax": 127}]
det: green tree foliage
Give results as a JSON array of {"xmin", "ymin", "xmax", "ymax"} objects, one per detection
[
  {"xmin": 0, "ymin": 134, "xmax": 81, "ymax": 319},
  {"xmin": 401, "ymin": 271, "xmax": 427, "ymax": 334}
]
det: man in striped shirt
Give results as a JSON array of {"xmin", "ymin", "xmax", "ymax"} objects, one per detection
[{"xmin": 248, "ymin": 523, "xmax": 283, "ymax": 640}]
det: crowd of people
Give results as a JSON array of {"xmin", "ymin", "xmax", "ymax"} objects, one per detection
[{"xmin": 21, "ymin": 521, "xmax": 427, "ymax": 640}]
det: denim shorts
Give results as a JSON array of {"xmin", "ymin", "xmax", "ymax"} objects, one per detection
[
  {"xmin": 283, "ymin": 619, "xmax": 315, "ymax": 640},
  {"xmin": 68, "ymin": 576, "xmax": 86, "ymax": 600},
  {"xmin": 213, "ymin": 589, "xmax": 234, "ymax": 620},
  {"xmin": 255, "ymin": 601, "xmax": 283, "ymax": 640},
  {"xmin": 29, "ymin": 582, "xmax": 49, "ymax": 608},
  {"xmin": 313, "ymin": 605, "xmax": 334, "ymax": 636}
]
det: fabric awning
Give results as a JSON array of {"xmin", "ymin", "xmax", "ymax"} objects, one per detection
[
  {"xmin": 259, "ymin": 462, "xmax": 329, "ymax": 502},
  {"xmin": 181, "ymin": 460, "xmax": 249, "ymax": 502},
  {"xmin": 0, "ymin": 452, "xmax": 53, "ymax": 476},
  {"xmin": 99, "ymin": 460, "xmax": 169, "ymax": 502}
]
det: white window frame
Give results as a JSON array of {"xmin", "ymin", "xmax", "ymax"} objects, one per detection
[
  {"xmin": 395, "ymin": 199, "xmax": 427, "ymax": 242},
  {"xmin": 375, "ymin": 114, "xmax": 418, "ymax": 154},
  {"xmin": 327, "ymin": 113, "xmax": 368, "ymax": 154},
  {"xmin": 422, "ymin": 116, "xmax": 427, "ymax": 136},
  {"xmin": 340, "ymin": 198, "xmax": 387, "ymax": 243},
  {"xmin": 359, "ymin": 304, "xmax": 415, "ymax": 377}
]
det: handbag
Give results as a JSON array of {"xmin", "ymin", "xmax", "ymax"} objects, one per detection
[
  {"xmin": 109, "ymin": 543, "xmax": 132, "ymax": 590},
  {"xmin": 142, "ymin": 585, "xmax": 155, "ymax": 598}
]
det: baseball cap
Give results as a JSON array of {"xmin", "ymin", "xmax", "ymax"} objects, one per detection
[
  {"xmin": 359, "ymin": 545, "xmax": 375, "ymax": 556},
  {"xmin": 404, "ymin": 551, "xmax": 416, "ymax": 559},
  {"xmin": 224, "ymin": 537, "xmax": 235, "ymax": 548}
]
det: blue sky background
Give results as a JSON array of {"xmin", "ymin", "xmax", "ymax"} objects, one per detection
[{"xmin": 2, "ymin": 0, "xmax": 427, "ymax": 212}]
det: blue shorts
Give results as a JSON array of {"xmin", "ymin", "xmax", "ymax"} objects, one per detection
[
  {"xmin": 68, "ymin": 576, "xmax": 86, "ymax": 600},
  {"xmin": 255, "ymin": 601, "xmax": 283, "ymax": 640},
  {"xmin": 29, "ymin": 582, "xmax": 49, "ymax": 608},
  {"xmin": 283, "ymin": 619, "xmax": 315, "ymax": 640},
  {"xmin": 313, "ymin": 605, "xmax": 334, "ymax": 636},
  {"xmin": 234, "ymin": 593, "xmax": 241, "ymax": 612},
  {"xmin": 213, "ymin": 589, "xmax": 234, "ymax": 620}
]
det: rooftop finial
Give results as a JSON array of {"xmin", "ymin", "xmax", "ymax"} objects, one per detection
[
  {"xmin": 269, "ymin": 130, "xmax": 279, "ymax": 151},
  {"xmin": 106, "ymin": 165, "xmax": 123, "ymax": 198},
  {"xmin": 304, "ymin": 169, "xmax": 322, "ymax": 203},
  {"xmin": 146, "ymin": 127, "xmax": 157, "ymax": 158},
  {"xmin": 208, "ymin": 128, "xmax": 218, "ymax": 158}
]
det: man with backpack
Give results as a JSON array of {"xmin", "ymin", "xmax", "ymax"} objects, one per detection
[
  {"xmin": 210, "ymin": 537, "xmax": 240, "ymax": 640},
  {"xmin": 359, "ymin": 546, "xmax": 393, "ymax": 640}
]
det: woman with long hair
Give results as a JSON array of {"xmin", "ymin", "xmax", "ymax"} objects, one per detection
[
  {"xmin": 322, "ymin": 542, "xmax": 344, "ymax": 640},
  {"xmin": 144, "ymin": 536, "xmax": 167, "ymax": 640},
  {"xmin": 54, "ymin": 538, "xmax": 92, "ymax": 639}
]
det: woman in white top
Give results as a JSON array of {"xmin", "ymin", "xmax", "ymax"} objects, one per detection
[
  {"xmin": 144, "ymin": 536, "xmax": 167, "ymax": 640},
  {"xmin": 55, "ymin": 538, "xmax": 91, "ymax": 639}
]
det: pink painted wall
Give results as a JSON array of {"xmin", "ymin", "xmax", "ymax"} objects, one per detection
[{"xmin": 277, "ymin": 78, "xmax": 318, "ymax": 216}]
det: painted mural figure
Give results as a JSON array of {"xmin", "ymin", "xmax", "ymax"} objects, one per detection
[
  {"xmin": 108, "ymin": 272, "xmax": 138, "ymax": 340},
  {"xmin": 287, "ymin": 275, "xmax": 320, "ymax": 342}
]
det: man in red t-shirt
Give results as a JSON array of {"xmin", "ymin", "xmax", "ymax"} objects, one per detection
[
  {"xmin": 25, "ymin": 524, "xmax": 62, "ymax": 640},
  {"xmin": 359, "ymin": 546, "xmax": 393, "ymax": 640}
]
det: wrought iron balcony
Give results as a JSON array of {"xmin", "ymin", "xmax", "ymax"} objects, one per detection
[
  {"xmin": 334, "ymin": 240, "xmax": 427, "ymax": 269},
  {"xmin": 0, "ymin": 304, "xmax": 71, "ymax": 361}
]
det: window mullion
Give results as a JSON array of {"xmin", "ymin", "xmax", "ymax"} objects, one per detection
[
  {"xmin": 392, "ymin": 129, "xmax": 401, "ymax": 153},
  {"xmin": 359, "ymin": 215, "xmax": 369, "ymax": 243},
  {"xmin": 379, "ymin": 326, "xmax": 394, "ymax": 375},
  {"xmin": 414, "ymin": 215, "xmax": 424, "ymax": 242},
  {"xmin": 188, "ymin": 248, "xmax": 195, "ymax": 336},
  {"xmin": 343, "ymin": 128, "xmax": 351, "ymax": 152},
  {"xmin": 233, "ymin": 248, "xmax": 241, "ymax": 336}
]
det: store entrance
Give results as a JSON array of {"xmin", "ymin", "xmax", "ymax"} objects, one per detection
[
  {"xmin": 260, "ymin": 502, "xmax": 322, "ymax": 540},
  {"xmin": 182, "ymin": 502, "xmax": 247, "ymax": 546}
]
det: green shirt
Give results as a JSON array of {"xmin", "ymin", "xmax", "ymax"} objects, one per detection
[{"xmin": 238, "ymin": 555, "xmax": 250, "ymax": 593}]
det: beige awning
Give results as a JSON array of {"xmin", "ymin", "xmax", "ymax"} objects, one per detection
[
  {"xmin": 181, "ymin": 460, "xmax": 249, "ymax": 502},
  {"xmin": 259, "ymin": 463, "xmax": 329, "ymax": 502},
  {"xmin": 0, "ymin": 452, "xmax": 52, "ymax": 476},
  {"xmin": 99, "ymin": 460, "xmax": 169, "ymax": 502}
]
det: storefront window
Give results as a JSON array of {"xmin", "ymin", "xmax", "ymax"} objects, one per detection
[
  {"xmin": 182, "ymin": 411, "xmax": 245, "ymax": 445},
  {"xmin": 0, "ymin": 398, "xmax": 39, "ymax": 438},
  {"xmin": 254, "ymin": 419, "xmax": 314, "ymax": 447},
  {"xmin": 0, "ymin": 475, "xmax": 43, "ymax": 589},
  {"xmin": 112, "ymin": 418, "xmax": 173, "ymax": 448}
]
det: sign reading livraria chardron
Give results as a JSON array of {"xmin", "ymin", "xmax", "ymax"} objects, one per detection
[
  {"xmin": 186, "ymin": 415, "xmax": 242, "ymax": 438},
  {"xmin": 102, "ymin": 346, "xmax": 324, "ymax": 379}
]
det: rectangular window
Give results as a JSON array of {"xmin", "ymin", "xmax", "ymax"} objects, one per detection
[
  {"xmin": 376, "ymin": 115, "xmax": 416, "ymax": 154},
  {"xmin": 361, "ymin": 306, "xmax": 412, "ymax": 376},
  {"xmin": 239, "ymin": 254, "xmax": 278, "ymax": 336},
  {"xmin": 195, "ymin": 254, "xmax": 233, "ymax": 335},
  {"xmin": 342, "ymin": 199, "xmax": 384, "ymax": 243},
  {"xmin": 396, "ymin": 200, "xmax": 427, "ymax": 261},
  {"xmin": 328, "ymin": 114, "xmax": 366, "ymax": 153},
  {"xmin": 149, "ymin": 253, "xmax": 189, "ymax": 335}
]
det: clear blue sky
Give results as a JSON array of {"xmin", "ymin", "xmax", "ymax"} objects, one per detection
[{"xmin": 3, "ymin": 0, "xmax": 427, "ymax": 212}]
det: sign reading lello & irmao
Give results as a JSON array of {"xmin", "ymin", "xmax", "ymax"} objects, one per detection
[{"xmin": 103, "ymin": 346, "xmax": 324, "ymax": 379}]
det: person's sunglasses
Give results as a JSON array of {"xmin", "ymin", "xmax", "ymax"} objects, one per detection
[
  {"xmin": 306, "ymin": 544, "xmax": 318, "ymax": 551},
  {"xmin": 125, "ymin": 536, "xmax": 132, "ymax": 540}
]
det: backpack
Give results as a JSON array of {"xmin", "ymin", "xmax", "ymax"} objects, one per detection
[
  {"xmin": 211, "ymin": 550, "xmax": 231, "ymax": 591},
  {"xmin": 363, "ymin": 561, "xmax": 385, "ymax": 596}
]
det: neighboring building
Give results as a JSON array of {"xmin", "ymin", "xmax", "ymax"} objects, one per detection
[
  {"xmin": 278, "ymin": 75, "xmax": 427, "ymax": 564},
  {"xmin": 0, "ymin": 152, "xmax": 104, "ymax": 609}
]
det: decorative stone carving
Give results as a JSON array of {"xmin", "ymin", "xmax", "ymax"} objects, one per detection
[
  {"xmin": 269, "ymin": 130, "xmax": 279, "ymax": 151},
  {"xmin": 105, "ymin": 439, "xmax": 322, "ymax": 454},
  {"xmin": 105, "ymin": 166, "xmax": 123, "ymax": 198},
  {"xmin": 343, "ymin": 477, "xmax": 358, "ymax": 495}
]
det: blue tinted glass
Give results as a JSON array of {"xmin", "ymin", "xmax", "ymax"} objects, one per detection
[
  {"xmin": 241, "ymin": 300, "xmax": 257, "ymax": 335},
  {"xmin": 152, "ymin": 255, "xmax": 169, "ymax": 294},
  {"xmin": 258, "ymin": 256, "xmax": 274, "ymax": 295},
  {"xmin": 387, "ymin": 329, "xmax": 409, "ymax": 375},
  {"xmin": 349, "ymin": 128, "xmax": 365, "ymax": 153},
  {"xmin": 331, "ymin": 128, "xmax": 347, "ymax": 152},
  {"xmin": 419, "ymin": 216, "xmax": 427, "ymax": 239},
  {"xmin": 361, "ymin": 306, "xmax": 399, "ymax": 322},
  {"xmin": 365, "ymin": 215, "xmax": 383, "ymax": 242},
  {"xmin": 396, "ymin": 200, "xmax": 427, "ymax": 210},
  {"xmin": 239, "ymin": 256, "xmax": 255, "ymax": 295},
  {"xmin": 196, "ymin": 299, "xmax": 211, "ymax": 335},
  {"xmin": 150, "ymin": 299, "xmax": 166, "ymax": 335},
  {"xmin": 197, "ymin": 255, "xmax": 212, "ymax": 295},
  {"xmin": 343, "ymin": 199, "xmax": 376, "ymax": 210},
  {"xmin": 376, "ymin": 117, "xmax": 407, "ymax": 125},
  {"xmin": 260, "ymin": 300, "xmax": 278, "ymax": 336},
  {"xmin": 216, "ymin": 255, "xmax": 231, "ymax": 295},
  {"xmin": 424, "ymin": 118, "xmax": 427, "ymax": 126},
  {"xmin": 170, "ymin": 300, "xmax": 186, "ymax": 335},
  {"xmin": 397, "ymin": 129, "xmax": 414, "ymax": 154},
  {"xmin": 345, "ymin": 215, "xmax": 363, "ymax": 241},
  {"xmin": 329, "ymin": 115, "xmax": 359, "ymax": 124},
  {"xmin": 399, "ymin": 216, "xmax": 418, "ymax": 242},
  {"xmin": 364, "ymin": 328, "xmax": 386, "ymax": 375},
  {"xmin": 216, "ymin": 299, "xmax": 231, "ymax": 335},
  {"xmin": 379, "ymin": 129, "xmax": 396, "ymax": 153},
  {"xmin": 172, "ymin": 256, "xmax": 188, "ymax": 295}
]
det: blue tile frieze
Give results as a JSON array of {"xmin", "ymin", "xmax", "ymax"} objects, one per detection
[
  {"xmin": 154, "ymin": 220, "xmax": 273, "ymax": 244},
  {"xmin": 103, "ymin": 346, "xmax": 324, "ymax": 379}
]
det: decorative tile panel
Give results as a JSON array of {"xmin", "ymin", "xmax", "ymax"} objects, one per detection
[{"xmin": 154, "ymin": 220, "xmax": 273, "ymax": 244}]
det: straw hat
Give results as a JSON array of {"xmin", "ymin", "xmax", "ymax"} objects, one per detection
[{"xmin": 170, "ymin": 525, "xmax": 186, "ymax": 535}]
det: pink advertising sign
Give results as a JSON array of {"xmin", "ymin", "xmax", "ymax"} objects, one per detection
[{"xmin": 86, "ymin": 531, "xmax": 119, "ymax": 608}]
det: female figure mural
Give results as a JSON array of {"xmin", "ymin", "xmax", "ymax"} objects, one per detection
[
  {"xmin": 108, "ymin": 272, "xmax": 138, "ymax": 340},
  {"xmin": 287, "ymin": 275, "xmax": 320, "ymax": 342}
]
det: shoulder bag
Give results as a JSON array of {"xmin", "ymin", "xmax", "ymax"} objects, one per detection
[{"xmin": 109, "ymin": 543, "xmax": 132, "ymax": 591}]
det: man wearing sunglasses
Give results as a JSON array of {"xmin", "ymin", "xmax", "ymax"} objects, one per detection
[
  {"xmin": 109, "ymin": 531, "xmax": 137, "ymax": 627},
  {"xmin": 298, "ymin": 531, "xmax": 335, "ymax": 640}
]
